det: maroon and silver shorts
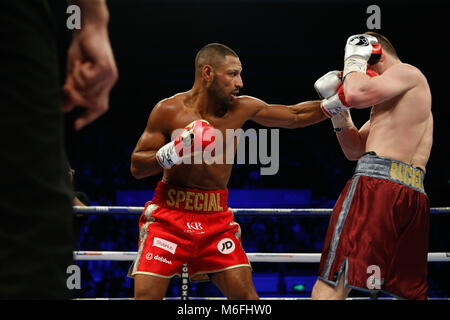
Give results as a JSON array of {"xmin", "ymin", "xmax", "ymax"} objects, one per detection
[{"xmin": 318, "ymin": 153, "xmax": 429, "ymax": 299}]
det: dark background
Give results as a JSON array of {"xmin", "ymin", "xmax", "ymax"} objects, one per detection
[{"xmin": 52, "ymin": 0, "xmax": 449, "ymax": 299}]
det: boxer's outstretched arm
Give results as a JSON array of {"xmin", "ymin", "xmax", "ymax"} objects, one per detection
[
  {"xmin": 344, "ymin": 64, "xmax": 419, "ymax": 108},
  {"xmin": 130, "ymin": 103, "xmax": 169, "ymax": 179},
  {"xmin": 244, "ymin": 96, "xmax": 326, "ymax": 128},
  {"xmin": 335, "ymin": 120, "xmax": 371, "ymax": 160}
]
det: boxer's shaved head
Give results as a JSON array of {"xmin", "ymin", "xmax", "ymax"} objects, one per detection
[
  {"xmin": 195, "ymin": 43, "xmax": 239, "ymax": 76},
  {"xmin": 365, "ymin": 31, "xmax": 398, "ymax": 58}
]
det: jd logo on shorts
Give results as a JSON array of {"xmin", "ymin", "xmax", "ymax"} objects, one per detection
[{"xmin": 218, "ymin": 238, "xmax": 235, "ymax": 254}]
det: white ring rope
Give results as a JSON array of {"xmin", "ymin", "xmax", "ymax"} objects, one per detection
[
  {"xmin": 73, "ymin": 206, "xmax": 450, "ymax": 215},
  {"xmin": 74, "ymin": 206, "xmax": 449, "ymax": 263},
  {"xmin": 74, "ymin": 251, "xmax": 450, "ymax": 263}
]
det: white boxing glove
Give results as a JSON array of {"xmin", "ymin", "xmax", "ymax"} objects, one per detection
[
  {"xmin": 320, "ymin": 87, "xmax": 349, "ymax": 118},
  {"xmin": 314, "ymin": 70, "xmax": 347, "ymax": 118},
  {"xmin": 343, "ymin": 34, "xmax": 381, "ymax": 79},
  {"xmin": 314, "ymin": 70, "xmax": 342, "ymax": 99}
]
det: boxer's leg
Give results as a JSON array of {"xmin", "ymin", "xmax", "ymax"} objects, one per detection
[
  {"xmin": 134, "ymin": 274, "xmax": 171, "ymax": 300},
  {"xmin": 312, "ymin": 272, "xmax": 351, "ymax": 300},
  {"xmin": 211, "ymin": 266, "xmax": 258, "ymax": 300}
]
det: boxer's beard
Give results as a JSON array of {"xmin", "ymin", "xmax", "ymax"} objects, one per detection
[{"xmin": 209, "ymin": 78, "xmax": 233, "ymax": 108}]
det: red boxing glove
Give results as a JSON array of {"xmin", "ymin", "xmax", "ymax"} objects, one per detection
[
  {"xmin": 337, "ymin": 85, "xmax": 349, "ymax": 107},
  {"xmin": 174, "ymin": 120, "xmax": 216, "ymax": 157},
  {"xmin": 366, "ymin": 68, "xmax": 379, "ymax": 78},
  {"xmin": 156, "ymin": 120, "xmax": 216, "ymax": 169}
]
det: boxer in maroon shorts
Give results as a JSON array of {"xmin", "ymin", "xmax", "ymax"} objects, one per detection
[
  {"xmin": 312, "ymin": 32, "xmax": 433, "ymax": 300},
  {"xmin": 129, "ymin": 43, "xmax": 328, "ymax": 299},
  {"xmin": 317, "ymin": 153, "xmax": 429, "ymax": 299}
]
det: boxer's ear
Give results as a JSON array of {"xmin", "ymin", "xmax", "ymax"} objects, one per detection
[
  {"xmin": 202, "ymin": 64, "xmax": 214, "ymax": 84},
  {"xmin": 380, "ymin": 52, "xmax": 386, "ymax": 63}
]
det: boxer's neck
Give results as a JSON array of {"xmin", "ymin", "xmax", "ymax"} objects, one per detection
[{"xmin": 188, "ymin": 83, "xmax": 227, "ymax": 117}]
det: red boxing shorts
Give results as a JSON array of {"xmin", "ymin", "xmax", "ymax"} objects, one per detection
[
  {"xmin": 318, "ymin": 153, "xmax": 429, "ymax": 299},
  {"xmin": 128, "ymin": 181, "xmax": 251, "ymax": 281}
]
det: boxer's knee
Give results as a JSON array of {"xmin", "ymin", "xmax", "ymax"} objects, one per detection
[
  {"xmin": 311, "ymin": 279, "xmax": 328, "ymax": 300},
  {"xmin": 227, "ymin": 287, "xmax": 259, "ymax": 300},
  {"xmin": 312, "ymin": 277, "xmax": 350, "ymax": 300},
  {"xmin": 211, "ymin": 267, "xmax": 259, "ymax": 300},
  {"xmin": 134, "ymin": 274, "xmax": 170, "ymax": 300}
]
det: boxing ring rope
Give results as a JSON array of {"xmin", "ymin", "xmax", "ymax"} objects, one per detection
[
  {"xmin": 74, "ymin": 206, "xmax": 450, "ymax": 216},
  {"xmin": 74, "ymin": 251, "xmax": 450, "ymax": 262},
  {"xmin": 73, "ymin": 205, "xmax": 450, "ymax": 299},
  {"xmin": 73, "ymin": 205, "xmax": 450, "ymax": 262}
]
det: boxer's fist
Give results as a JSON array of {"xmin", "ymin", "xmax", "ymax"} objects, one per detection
[
  {"xmin": 314, "ymin": 70, "xmax": 342, "ymax": 99},
  {"xmin": 315, "ymin": 68, "xmax": 378, "ymax": 102},
  {"xmin": 321, "ymin": 85, "xmax": 349, "ymax": 118},
  {"xmin": 343, "ymin": 34, "xmax": 382, "ymax": 79},
  {"xmin": 317, "ymin": 68, "xmax": 378, "ymax": 117},
  {"xmin": 329, "ymin": 69, "xmax": 378, "ymax": 131},
  {"xmin": 344, "ymin": 34, "xmax": 379, "ymax": 62},
  {"xmin": 174, "ymin": 120, "xmax": 216, "ymax": 156},
  {"xmin": 156, "ymin": 120, "xmax": 216, "ymax": 169}
]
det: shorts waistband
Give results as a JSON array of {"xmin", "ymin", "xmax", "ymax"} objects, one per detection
[
  {"xmin": 151, "ymin": 181, "xmax": 229, "ymax": 213},
  {"xmin": 354, "ymin": 153, "xmax": 426, "ymax": 194}
]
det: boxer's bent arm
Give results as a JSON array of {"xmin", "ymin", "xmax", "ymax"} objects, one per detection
[
  {"xmin": 336, "ymin": 120, "xmax": 370, "ymax": 160},
  {"xmin": 247, "ymin": 97, "xmax": 326, "ymax": 128},
  {"xmin": 131, "ymin": 105, "xmax": 168, "ymax": 179},
  {"xmin": 343, "ymin": 64, "xmax": 419, "ymax": 108},
  {"xmin": 131, "ymin": 131, "xmax": 165, "ymax": 179}
]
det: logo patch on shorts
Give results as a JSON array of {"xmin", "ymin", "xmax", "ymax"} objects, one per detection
[
  {"xmin": 153, "ymin": 237, "xmax": 177, "ymax": 254},
  {"xmin": 217, "ymin": 238, "xmax": 235, "ymax": 254},
  {"xmin": 185, "ymin": 222, "xmax": 205, "ymax": 234},
  {"xmin": 154, "ymin": 255, "xmax": 172, "ymax": 265}
]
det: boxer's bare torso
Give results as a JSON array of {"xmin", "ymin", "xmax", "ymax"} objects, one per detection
[
  {"xmin": 152, "ymin": 92, "xmax": 253, "ymax": 190},
  {"xmin": 365, "ymin": 64, "xmax": 432, "ymax": 171},
  {"xmin": 131, "ymin": 55, "xmax": 326, "ymax": 190},
  {"xmin": 133, "ymin": 92, "xmax": 325, "ymax": 189},
  {"xmin": 340, "ymin": 62, "xmax": 433, "ymax": 171}
]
